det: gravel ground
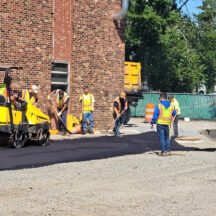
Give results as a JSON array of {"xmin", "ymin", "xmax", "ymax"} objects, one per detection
[{"xmin": 0, "ymin": 118, "xmax": 216, "ymax": 216}]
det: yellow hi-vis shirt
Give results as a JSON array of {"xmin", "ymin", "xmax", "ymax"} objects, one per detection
[
  {"xmin": 22, "ymin": 89, "xmax": 37, "ymax": 105},
  {"xmin": 0, "ymin": 83, "xmax": 6, "ymax": 96},
  {"xmin": 157, "ymin": 104, "xmax": 174, "ymax": 125},
  {"xmin": 172, "ymin": 98, "xmax": 181, "ymax": 115},
  {"xmin": 113, "ymin": 96, "xmax": 121, "ymax": 111},
  {"xmin": 79, "ymin": 93, "xmax": 95, "ymax": 112},
  {"xmin": 56, "ymin": 92, "xmax": 69, "ymax": 109}
]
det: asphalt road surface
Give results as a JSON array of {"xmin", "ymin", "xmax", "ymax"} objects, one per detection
[
  {"xmin": 1, "ymin": 118, "xmax": 216, "ymax": 171},
  {"xmin": 0, "ymin": 130, "xmax": 205, "ymax": 171}
]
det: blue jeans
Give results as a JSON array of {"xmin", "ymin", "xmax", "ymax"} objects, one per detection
[
  {"xmin": 157, "ymin": 124, "xmax": 171, "ymax": 152},
  {"xmin": 82, "ymin": 112, "xmax": 94, "ymax": 133},
  {"xmin": 113, "ymin": 116, "xmax": 122, "ymax": 136},
  {"xmin": 58, "ymin": 109, "xmax": 67, "ymax": 132}
]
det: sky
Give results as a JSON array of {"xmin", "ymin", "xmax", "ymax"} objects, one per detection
[{"xmin": 179, "ymin": 0, "xmax": 203, "ymax": 17}]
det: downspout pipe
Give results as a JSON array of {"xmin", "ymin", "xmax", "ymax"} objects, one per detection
[{"xmin": 112, "ymin": 0, "xmax": 129, "ymax": 20}]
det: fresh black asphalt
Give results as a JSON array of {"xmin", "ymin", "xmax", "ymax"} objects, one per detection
[{"xmin": 0, "ymin": 131, "xmax": 214, "ymax": 171}]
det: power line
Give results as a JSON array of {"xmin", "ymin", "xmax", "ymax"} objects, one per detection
[
  {"xmin": 178, "ymin": 0, "xmax": 198, "ymax": 23},
  {"xmin": 178, "ymin": 0, "xmax": 190, "ymax": 11}
]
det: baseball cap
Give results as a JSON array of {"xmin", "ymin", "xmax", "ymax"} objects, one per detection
[
  {"xmin": 31, "ymin": 85, "xmax": 39, "ymax": 94},
  {"xmin": 120, "ymin": 91, "xmax": 126, "ymax": 98}
]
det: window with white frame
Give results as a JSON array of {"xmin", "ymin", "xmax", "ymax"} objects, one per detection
[{"xmin": 51, "ymin": 62, "xmax": 68, "ymax": 92}]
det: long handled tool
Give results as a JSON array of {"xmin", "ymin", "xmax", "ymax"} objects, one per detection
[
  {"xmin": 169, "ymin": 115, "xmax": 177, "ymax": 138},
  {"xmin": 105, "ymin": 109, "xmax": 127, "ymax": 133},
  {"xmin": 48, "ymin": 100, "xmax": 74, "ymax": 134}
]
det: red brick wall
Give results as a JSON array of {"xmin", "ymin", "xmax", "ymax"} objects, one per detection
[
  {"xmin": 70, "ymin": 0, "xmax": 125, "ymax": 129},
  {"xmin": 53, "ymin": 0, "xmax": 72, "ymax": 62},
  {"xmin": 0, "ymin": 0, "xmax": 53, "ymax": 111},
  {"xmin": 0, "ymin": 0, "xmax": 125, "ymax": 129}
]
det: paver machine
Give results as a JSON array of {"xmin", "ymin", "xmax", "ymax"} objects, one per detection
[{"xmin": 0, "ymin": 66, "xmax": 50, "ymax": 148}]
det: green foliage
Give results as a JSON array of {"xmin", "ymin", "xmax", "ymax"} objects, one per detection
[
  {"xmin": 125, "ymin": 0, "xmax": 216, "ymax": 93},
  {"xmin": 196, "ymin": 0, "xmax": 216, "ymax": 93}
]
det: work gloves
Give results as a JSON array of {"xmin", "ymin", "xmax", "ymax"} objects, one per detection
[{"xmin": 57, "ymin": 112, "xmax": 62, "ymax": 117}]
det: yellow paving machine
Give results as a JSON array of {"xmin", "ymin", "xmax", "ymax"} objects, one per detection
[{"xmin": 0, "ymin": 67, "xmax": 50, "ymax": 148}]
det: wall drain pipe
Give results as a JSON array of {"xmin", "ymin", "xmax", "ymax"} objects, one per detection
[{"xmin": 112, "ymin": 0, "xmax": 129, "ymax": 20}]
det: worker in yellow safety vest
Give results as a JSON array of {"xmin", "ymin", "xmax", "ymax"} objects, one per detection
[
  {"xmin": 21, "ymin": 85, "xmax": 39, "ymax": 106},
  {"xmin": 112, "ymin": 91, "xmax": 128, "ymax": 137},
  {"xmin": 48, "ymin": 89, "xmax": 70, "ymax": 135},
  {"xmin": 0, "ymin": 76, "xmax": 15, "ymax": 104},
  {"xmin": 168, "ymin": 95, "xmax": 180, "ymax": 138},
  {"xmin": 0, "ymin": 83, "xmax": 7, "ymax": 96},
  {"xmin": 151, "ymin": 92, "xmax": 176, "ymax": 156},
  {"xmin": 79, "ymin": 86, "xmax": 95, "ymax": 134}
]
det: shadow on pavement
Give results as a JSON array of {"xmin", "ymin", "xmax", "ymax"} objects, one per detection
[{"xmin": 0, "ymin": 131, "xmax": 214, "ymax": 171}]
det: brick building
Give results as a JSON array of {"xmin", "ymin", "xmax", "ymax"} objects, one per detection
[{"xmin": 0, "ymin": 0, "xmax": 125, "ymax": 129}]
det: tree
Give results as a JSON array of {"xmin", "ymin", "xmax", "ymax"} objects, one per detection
[
  {"xmin": 125, "ymin": 0, "xmax": 205, "ymax": 92},
  {"xmin": 196, "ymin": 0, "xmax": 216, "ymax": 93},
  {"xmin": 159, "ymin": 15, "xmax": 204, "ymax": 92}
]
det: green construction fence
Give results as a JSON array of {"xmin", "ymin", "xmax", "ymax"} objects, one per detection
[{"xmin": 130, "ymin": 93, "xmax": 216, "ymax": 120}]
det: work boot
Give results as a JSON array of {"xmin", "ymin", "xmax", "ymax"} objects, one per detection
[{"xmin": 159, "ymin": 151, "xmax": 167, "ymax": 156}]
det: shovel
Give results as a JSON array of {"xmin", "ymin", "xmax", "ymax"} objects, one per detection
[
  {"xmin": 48, "ymin": 99, "xmax": 74, "ymax": 134},
  {"xmin": 100, "ymin": 110, "xmax": 127, "ymax": 134}
]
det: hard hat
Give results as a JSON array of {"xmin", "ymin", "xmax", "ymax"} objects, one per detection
[
  {"xmin": 31, "ymin": 85, "xmax": 39, "ymax": 94},
  {"xmin": 120, "ymin": 91, "xmax": 126, "ymax": 98}
]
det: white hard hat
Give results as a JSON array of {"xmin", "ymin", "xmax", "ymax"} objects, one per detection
[{"xmin": 31, "ymin": 85, "xmax": 39, "ymax": 94}]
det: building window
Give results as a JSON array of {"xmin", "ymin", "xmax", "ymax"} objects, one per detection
[{"xmin": 51, "ymin": 62, "xmax": 69, "ymax": 92}]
